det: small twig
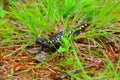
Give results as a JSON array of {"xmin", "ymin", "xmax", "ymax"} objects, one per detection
[
  {"xmin": 60, "ymin": 55, "xmax": 103, "ymax": 79},
  {"xmin": 60, "ymin": 64, "xmax": 96, "ymax": 79},
  {"xmin": 0, "ymin": 65, "xmax": 8, "ymax": 73},
  {"xmin": 0, "ymin": 45, "xmax": 22, "ymax": 49},
  {"xmin": 3, "ymin": 46, "xmax": 23, "ymax": 58}
]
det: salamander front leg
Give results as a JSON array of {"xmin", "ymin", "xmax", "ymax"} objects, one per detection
[{"xmin": 38, "ymin": 46, "xmax": 43, "ymax": 53}]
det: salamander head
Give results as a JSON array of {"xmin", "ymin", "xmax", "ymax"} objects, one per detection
[{"xmin": 36, "ymin": 38, "xmax": 51, "ymax": 47}]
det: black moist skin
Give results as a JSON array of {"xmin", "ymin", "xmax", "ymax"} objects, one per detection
[{"xmin": 36, "ymin": 23, "xmax": 90, "ymax": 52}]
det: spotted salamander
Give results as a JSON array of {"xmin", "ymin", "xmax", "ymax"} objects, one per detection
[{"xmin": 36, "ymin": 23, "xmax": 90, "ymax": 52}]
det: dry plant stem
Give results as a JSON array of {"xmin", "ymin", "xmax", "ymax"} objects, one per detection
[
  {"xmin": 60, "ymin": 63, "xmax": 97, "ymax": 79},
  {"xmin": 25, "ymin": 51, "xmax": 66, "ymax": 72},
  {"xmin": 0, "ymin": 45, "xmax": 22, "ymax": 49},
  {"xmin": 3, "ymin": 46, "xmax": 23, "ymax": 58},
  {"xmin": 0, "ymin": 65, "xmax": 8, "ymax": 73},
  {"xmin": 60, "ymin": 55, "xmax": 103, "ymax": 79},
  {"xmin": 78, "ymin": 44, "xmax": 99, "ymax": 48}
]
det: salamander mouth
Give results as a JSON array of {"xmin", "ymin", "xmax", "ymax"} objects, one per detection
[
  {"xmin": 36, "ymin": 38, "xmax": 51, "ymax": 47},
  {"xmin": 36, "ymin": 38, "xmax": 45, "ymax": 44}
]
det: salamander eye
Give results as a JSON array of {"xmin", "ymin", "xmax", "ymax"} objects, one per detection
[
  {"xmin": 36, "ymin": 38, "xmax": 43, "ymax": 43},
  {"xmin": 57, "ymin": 38, "xmax": 60, "ymax": 41},
  {"xmin": 42, "ymin": 40, "xmax": 44, "ymax": 42},
  {"xmin": 41, "ymin": 40, "xmax": 47, "ymax": 43}
]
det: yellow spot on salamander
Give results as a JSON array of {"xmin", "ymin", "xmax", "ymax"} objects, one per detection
[
  {"xmin": 61, "ymin": 36, "xmax": 63, "ymax": 38},
  {"xmin": 81, "ymin": 25, "xmax": 85, "ymax": 28},
  {"xmin": 52, "ymin": 40, "xmax": 54, "ymax": 42},
  {"xmin": 84, "ymin": 23, "xmax": 87, "ymax": 26},
  {"xmin": 57, "ymin": 38, "xmax": 60, "ymax": 41}
]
